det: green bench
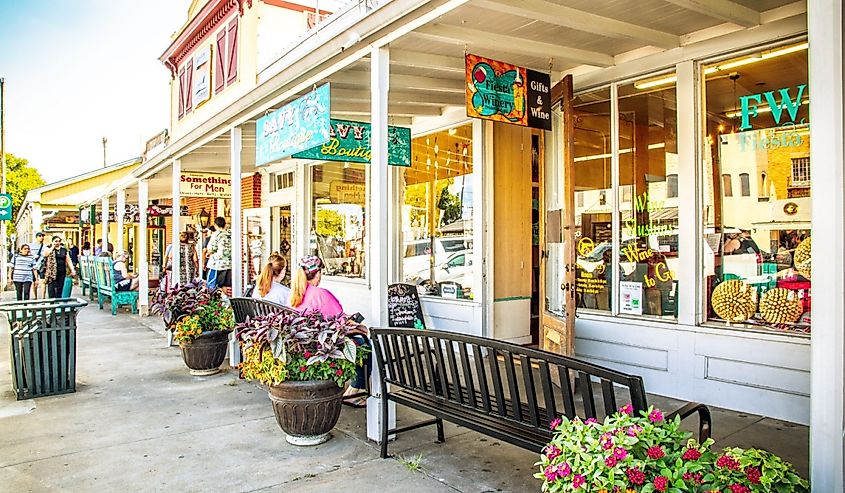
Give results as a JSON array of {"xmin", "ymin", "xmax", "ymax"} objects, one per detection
[
  {"xmin": 79, "ymin": 256, "xmax": 97, "ymax": 301},
  {"xmin": 93, "ymin": 257, "xmax": 138, "ymax": 316}
]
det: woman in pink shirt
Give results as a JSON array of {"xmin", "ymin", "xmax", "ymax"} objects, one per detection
[{"xmin": 290, "ymin": 256, "xmax": 370, "ymax": 406}]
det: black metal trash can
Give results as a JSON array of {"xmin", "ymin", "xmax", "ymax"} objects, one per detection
[{"xmin": 1, "ymin": 298, "xmax": 88, "ymax": 400}]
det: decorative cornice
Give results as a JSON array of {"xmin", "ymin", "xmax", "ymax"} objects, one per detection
[{"xmin": 160, "ymin": 0, "xmax": 252, "ymax": 78}]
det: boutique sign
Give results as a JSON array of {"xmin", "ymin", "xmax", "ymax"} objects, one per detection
[
  {"xmin": 465, "ymin": 53, "xmax": 551, "ymax": 130},
  {"xmin": 256, "ymin": 83, "xmax": 332, "ymax": 166},
  {"xmin": 180, "ymin": 172, "xmax": 231, "ymax": 198},
  {"xmin": 292, "ymin": 118, "xmax": 412, "ymax": 166}
]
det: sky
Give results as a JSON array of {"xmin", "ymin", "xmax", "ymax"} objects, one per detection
[{"xmin": 0, "ymin": 0, "xmax": 191, "ymax": 183}]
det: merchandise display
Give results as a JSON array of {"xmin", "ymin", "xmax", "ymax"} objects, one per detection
[
  {"xmin": 711, "ymin": 279, "xmax": 757, "ymax": 323},
  {"xmin": 759, "ymin": 288, "xmax": 803, "ymax": 324},
  {"xmin": 793, "ymin": 236, "xmax": 811, "ymax": 279}
]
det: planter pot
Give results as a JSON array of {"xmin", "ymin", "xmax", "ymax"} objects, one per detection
[
  {"xmin": 268, "ymin": 380, "xmax": 347, "ymax": 446},
  {"xmin": 179, "ymin": 330, "xmax": 229, "ymax": 376}
]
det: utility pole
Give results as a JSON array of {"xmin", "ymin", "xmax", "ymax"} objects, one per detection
[
  {"xmin": 102, "ymin": 136, "xmax": 107, "ymax": 167},
  {"xmin": 1, "ymin": 78, "xmax": 7, "ymax": 290}
]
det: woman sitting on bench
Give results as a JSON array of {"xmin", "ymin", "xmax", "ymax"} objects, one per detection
[
  {"xmin": 289, "ymin": 255, "xmax": 370, "ymax": 407},
  {"xmin": 113, "ymin": 252, "xmax": 139, "ymax": 291}
]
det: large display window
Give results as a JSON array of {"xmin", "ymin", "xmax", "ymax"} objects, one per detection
[
  {"xmin": 702, "ymin": 41, "xmax": 810, "ymax": 333},
  {"xmin": 401, "ymin": 124, "xmax": 475, "ymax": 300},
  {"xmin": 308, "ymin": 162, "xmax": 367, "ymax": 278}
]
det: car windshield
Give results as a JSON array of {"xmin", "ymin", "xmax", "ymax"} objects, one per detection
[{"xmin": 440, "ymin": 238, "xmax": 469, "ymax": 253}]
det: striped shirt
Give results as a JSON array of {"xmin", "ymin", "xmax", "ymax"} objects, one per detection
[{"xmin": 11, "ymin": 254, "xmax": 36, "ymax": 282}]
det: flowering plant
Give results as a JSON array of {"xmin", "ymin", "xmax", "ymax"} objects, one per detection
[
  {"xmin": 236, "ymin": 311, "xmax": 368, "ymax": 387},
  {"xmin": 536, "ymin": 406, "xmax": 808, "ymax": 493},
  {"xmin": 150, "ymin": 282, "xmax": 234, "ymax": 343}
]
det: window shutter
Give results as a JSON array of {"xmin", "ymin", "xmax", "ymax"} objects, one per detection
[
  {"xmin": 185, "ymin": 59, "xmax": 194, "ymax": 113},
  {"xmin": 215, "ymin": 29, "xmax": 226, "ymax": 94},
  {"xmin": 226, "ymin": 18, "xmax": 238, "ymax": 85},
  {"xmin": 178, "ymin": 66, "xmax": 186, "ymax": 119}
]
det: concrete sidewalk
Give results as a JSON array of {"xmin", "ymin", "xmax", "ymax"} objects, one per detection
[{"xmin": 0, "ymin": 291, "xmax": 808, "ymax": 492}]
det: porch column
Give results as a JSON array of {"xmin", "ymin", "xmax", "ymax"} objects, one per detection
[
  {"xmin": 367, "ymin": 44, "xmax": 395, "ymax": 442},
  {"xmin": 171, "ymin": 159, "xmax": 181, "ymax": 289},
  {"xmin": 100, "ymin": 196, "xmax": 110, "ymax": 254},
  {"xmin": 116, "ymin": 188, "xmax": 126, "ymax": 253},
  {"xmin": 809, "ymin": 0, "xmax": 845, "ymax": 488},
  {"xmin": 138, "ymin": 180, "xmax": 149, "ymax": 315},
  {"xmin": 230, "ymin": 126, "xmax": 243, "ymax": 296}
]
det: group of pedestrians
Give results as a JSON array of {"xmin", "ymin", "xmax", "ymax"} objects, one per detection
[{"xmin": 7, "ymin": 232, "xmax": 77, "ymax": 301}]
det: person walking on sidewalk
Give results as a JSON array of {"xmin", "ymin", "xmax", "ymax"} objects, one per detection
[
  {"xmin": 8, "ymin": 244, "xmax": 37, "ymax": 301},
  {"xmin": 42, "ymin": 236, "xmax": 77, "ymax": 299},
  {"xmin": 206, "ymin": 217, "xmax": 232, "ymax": 294},
  {"xmin": 29, "ymin": 232, "xmax": 46, "ymax": 299}
]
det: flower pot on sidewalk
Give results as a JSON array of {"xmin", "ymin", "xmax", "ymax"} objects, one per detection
[
  {"xmin": 179, "ymin": 329, "xmax": 229, "ymax": 375},
  {"xmin": 268, "ymin": 379, "xmax": 346, "ymax": 446}
]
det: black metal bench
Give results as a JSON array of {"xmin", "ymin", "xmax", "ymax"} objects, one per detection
[{"xmin": 371, "ymin": 328, "xmax": 711, "ymax": 458}]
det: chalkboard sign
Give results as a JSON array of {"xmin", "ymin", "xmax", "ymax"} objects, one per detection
[{"xmin": 387, "ymin": 283, "xmax": 426, "ymax": 329}]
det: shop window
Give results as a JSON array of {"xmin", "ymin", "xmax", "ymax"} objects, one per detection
[
  {"xmin": 616, "ymin": 76, "xmax": 678, "ymax": 320},
  {"xmin": 739, "ymin": 173, "xmax": 750, "ymax": 196},
  {"xmin": 702, "ymin": 41, "xmax": 810, "ymax": 334},
  {"xmin": 573, "ymin": 87, "xmax": 612, "ymax": 315},
  {"xmin": 722, "ymin": 174, "xmax": 733, "ymax": 197},
  {"xmin": 667, "ymin": 174, "xmax": 678, "ymax": 198},
  {"xmin": 269, "ymin": 171, "xmax": 294, "ymax": 192},
  {"xmin": 401, "ymin": 124, "xmax": 475, "ymax": 300},
  {"xmin": 308, "ymin": 162, "xmax": 366, "ymax": 278}
]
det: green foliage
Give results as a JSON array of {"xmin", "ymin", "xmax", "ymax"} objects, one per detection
[
  {"xmin": 4, "ymin": 153, "xmax": 46, "ymax": 234},
  {"xmin": 397, "ymin": 453, "xmax": 424, "ymax": 473},
  {"xmin": 437, "ymin": 186, "xmax": 462, "ymax": 226},
  {"xmin": 315, "ymin": 208, "xmax": 345, "ymax": 238},
  {"xmin": 151, "ymin": 282, "xmax": 234, "ymax": 342}
]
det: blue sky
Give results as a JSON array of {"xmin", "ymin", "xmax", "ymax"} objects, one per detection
[{"xmin": 0, "ymin": 1, "xmax": 190, "ymax": 182}]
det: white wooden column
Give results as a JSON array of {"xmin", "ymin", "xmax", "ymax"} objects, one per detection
[
  {"xmin": 675, "ymin": 60, "xmax": 701, "ymax": 327},
  {"xmin": 809, "ymin": 0, "xmax": 845, "ymax": 488},
  {"xmin": 138, "ymin": 180, "xmax": 150, "ymax": 315},
  {"xmin": 367, "ymin": 44, "xmax": 395, "ymax": 442},
  {"xmin": 230, "ymin": 126, "xmax": 243, "ymax": 296},
  {"xmin": 171, "ymin": 159, "xmax": 181, "ymax": 288},
  {"xmin": 116, "ymin": 188, "xmax": 126, "ymax": 253},
  {"xmin": 100, "ymin": 196, "xmax": 110, "ymax": 254}
]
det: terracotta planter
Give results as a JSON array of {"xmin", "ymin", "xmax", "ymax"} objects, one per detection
[
  {"xmin": 179, "ymin": 329, "xmax": 229, "ymax": 376},
  {"xmin": 268, "ymin": 379, "xmax": 347, "ymax": 446}
]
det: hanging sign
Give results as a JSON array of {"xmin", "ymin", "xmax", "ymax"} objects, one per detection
[
  {"xmin": 292, "ymin": 119, "xmax": 412, "ymax": 166},
  {"xmin": 193, "ymin": 45, "xmax": 212, "ymax": 107},
  {"xmin": 255, "ymin": 83, "xmax": 332, "ymax": 166},
  {"xmin": 180, "ymin": 172, "xmax": 232, "ymax": 198},
  {"xmin": 147, "ymin": 204, "xmax": 189, "ymax": 217},
  {"xmin": 329, "ymin": 181, "xmax": 366, "ymax": 205},
  {"xmin": 465, "ymin": 54, "xmax": 551, "ymax": 130}
]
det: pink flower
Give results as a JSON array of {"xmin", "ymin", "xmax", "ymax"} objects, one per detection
[
  {"xmin": 716, "ymin": 454, "xmax": 741, "ymax": 471},
  {"xmin": 625, "ymin": 467, "xmax": 646, "ymax": 485},
  {"xmin": 585, "ymin": 418, "xmax": 599, "ymax": 426},
  {"xmin": 647, "ymin": 446, "xmax": 665, "ymax": 460},
  {"xmin": 648, "ymin": 409, "xmax": 664, "ymax": 423},
  {"xmin": 604, "ymin": 455, "xmax": 617, "ymax": 467},
  {"xmin": 682, "ymin": 448, "xmax": 702, "ymax": 461},
  {"xmin": 543, "ymin": 465, "xmax": 557, "ymax": 482},
  {"xmin": 626, "ymin": 425, "xmax": 642, "ymax": 437},
  {"xmin": 571, "ymin": 474, "xmax": 586, "ymax": 489},
  {"xmin": 557, "ymin": 462, "xmax": 572, "ymax": 478},
  {"xmin": 549, "ymin": 418, "xmax": 562, "ymax": 430},
  {"xmin": 745, "ymin": 467, "xmax": 762, "ymax": 484},
  {"xmin": 329, "ymin": 362, "xmax": 336, "ymax": 368},
  {"xmin": 299, "ymin": 366, "xmax": 307, "ymax": 373},
  {"xmin": 619, "ymin": 404, "xmax": 633, "ymax": 415},
  {"xmin": 729, "ymin": 484, "xmax": 751, "ymax": 493},
  {"xmin": 653, "ymin": 476, "xmax": 669, "ymax": 492},
  {"xmin": 335, "ymin": 369, "xmax": 344, "ymax": 376},
  {"xmin": 613, "ymin": 447, "xmax": 628, "ymax": 461},
  {"xmin": 682, "ymin": 472, "xmax": 703, "ymax": 484},
  {"xmin": 600, "ymin": 432, "xmax": 614, "ymax": 449},
  {"xmin": 544, "ymin": 445, "xmax": 561, "ymax": 461},
  {"xmin": 304, "ymin": 351, "xmax": 312, "ymax": 359}
]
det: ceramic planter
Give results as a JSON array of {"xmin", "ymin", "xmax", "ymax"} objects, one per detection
[
  {"xmin": 268, "ymin": 379, "xmax": 346, "ymax": 446},
  {"xmin": 179, "ymin": 329, "xmax": 229, "ymax": 375}
]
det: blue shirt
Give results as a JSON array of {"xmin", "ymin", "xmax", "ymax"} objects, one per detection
[{"xmin": 11, "ymin": 254, "xmax": 36, "ymax": 282}]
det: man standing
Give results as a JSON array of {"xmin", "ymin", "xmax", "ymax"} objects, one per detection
[
  {"xmin": 28, "ymin": 232, "xmax": 46, "ymax": 299},
  {"xmin": 206, "ymin": 217, "xmax": 232, "ymax": 294}
]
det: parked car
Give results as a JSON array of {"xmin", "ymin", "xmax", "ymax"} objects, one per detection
[
  {"xmin": 402, "ymin": 236, "xmax": 472, "ymax": 279},
  {"xmin": 406, "ymin": 249, "xmax": 474, "ymax": 289}
]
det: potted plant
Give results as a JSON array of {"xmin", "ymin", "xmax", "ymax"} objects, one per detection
[
  {"xmin": 151, "ymin": 282, "xmax": 235, "ymax": 375},
  {"xmin": 535, "ymin": 406, "xmax": 809, "ymax": 493},
  {"xmin": 236, "ymin": 310, "xmax": 367, "ymax": 446}
]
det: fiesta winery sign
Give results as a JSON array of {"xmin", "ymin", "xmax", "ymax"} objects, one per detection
[{"xmin": 180, "ymin": 172, "xmax": 232, "ymax": 198}]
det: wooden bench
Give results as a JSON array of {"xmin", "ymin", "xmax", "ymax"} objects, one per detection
[
  {"xmin": 79, "ymin": 256, "xmax": 97, "ymax": 301},
  {"xmin": 371, "ymin": 328, "xmax": 712, "ymax": 458},
  {"xmin": 93, "ymin": 257, "xmax": 138, "ymax": 316}
]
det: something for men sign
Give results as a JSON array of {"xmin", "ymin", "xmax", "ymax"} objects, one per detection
[{"xmin": 180, "ymin": 172, "xmax": 232, "ymax": 198}]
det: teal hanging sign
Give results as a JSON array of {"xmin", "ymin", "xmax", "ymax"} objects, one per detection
[
  {"xmin": 292, "ymin": 118, "xmax": 412, "ymax": 167},
  {"xmin": 256, "ymin": 83, "xmax": 332, "ymax": 166}
]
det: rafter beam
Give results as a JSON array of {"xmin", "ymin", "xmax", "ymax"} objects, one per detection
[
  {"xmin": 332, "ymin": 102, "xmax": 443, "ymax": 117},
  {"xmin": 390, "ymin": 49, "xmax": 465, "ymax": 73},
  {"xmin": 473, "ymin": 0, "xmax": 679, "ymax": 49},
  {"xmin": 328, "ymin": 70, "xmax": 464, "ymax": 92},
  {"xmin": 331, "ymin": 88, "xmax": 465, "ymax": 106},
  {"xmin": 664, "ymin": 0, "xmax": 759, "ymax": 28},
  {"xmin": 414, "ymin": 24, "xmax": 614, "ymax": 67}
]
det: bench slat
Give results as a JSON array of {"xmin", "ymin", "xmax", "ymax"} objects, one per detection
[
  {"xmin": 421, "ymin": 337, "xmax": 442, "ymax": 397},
  {"xmin": 601, "ymin": 378, "xmax": 618, "ymax": 416},
  {"xmin": 389, "ymin": 334, "xmax": 408, "ymax": 387},
  {"xmin": 578, "ymin": 371, "xmax": 597, "ymax": 419},
  {"xmin": 488, "ymin": 348, "xmax": 507, "ymax": 418},
  {"xmin": 432, "ymin": 337, "xmax": 451, "ymax": 401},
  {"xmin": 558, "ymin": 366, "xmax": 576, "ymax": 418},
  {"xmin": 444, "ymin": 339, "xmax": 464, "ymax": 405},
  {"xmin": 458, "ymin": 343, "xmax": 477, "ymax": 409},
  {"xmin": 399, "ymin": 334, "xmax": 417, "ymax": 389},
  {"xmin": 472, "ymin": 344, "xmax": 491, "ymax": 413},
  {"xmin": 409, "ymin": 334, "xmax": 429, "ymax": 393},
  {"xmin": 520, "ymin": 354, "xmax": 540, "ymax": 427},
  {"xmin": 503, "ymin": 351, "xmax": 522, "ymax": 422},
  {"xmin": 538, "ymin": 361, "xmax": 558, "ymax": 424}
]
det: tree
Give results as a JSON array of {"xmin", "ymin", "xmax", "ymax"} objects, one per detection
[{"xmin": 5, "ymin": 153, "xmax": 46, "ymax": 234}]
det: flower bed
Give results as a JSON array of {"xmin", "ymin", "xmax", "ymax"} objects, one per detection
[{"xmin": 535, "ymin": 405, "xmax": 808, "ymax": 493}]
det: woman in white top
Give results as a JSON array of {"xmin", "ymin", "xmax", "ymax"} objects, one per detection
[{"xmin": 252, "ymin": 254, "xmax": 291, "ymax": 306}]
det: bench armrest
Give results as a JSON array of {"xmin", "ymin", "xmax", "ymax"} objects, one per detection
[{"xmin": 666, "ymin": 401, "xmax": 712, "ymax": 443}]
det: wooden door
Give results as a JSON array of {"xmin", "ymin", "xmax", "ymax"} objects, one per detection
[{"xmin": 540, "ymin": 75, "xmax": 576, "ymax": 356}]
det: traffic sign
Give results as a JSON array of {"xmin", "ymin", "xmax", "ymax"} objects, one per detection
[{"xmin": 0, "ymin": 194, "xmax": 11, "ymax": 221}]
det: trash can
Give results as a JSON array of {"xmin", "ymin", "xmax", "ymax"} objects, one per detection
[{"xmin": 1, "ymin": 297, "xmax": 88, "ymax": 400}]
